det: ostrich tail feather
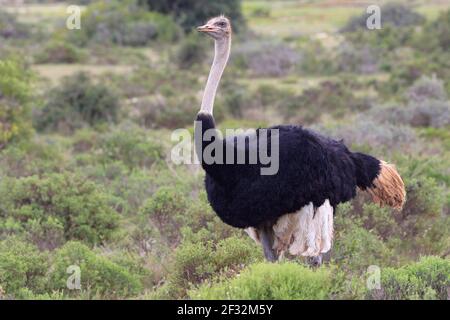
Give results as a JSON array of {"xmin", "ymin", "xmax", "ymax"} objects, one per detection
[{"xmin": 366, "ymin": 161, "xmax": 406, "ymax": 210}]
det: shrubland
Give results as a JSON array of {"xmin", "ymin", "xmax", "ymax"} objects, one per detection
[{"xmin": 0, "ymin": 0, "xmax": 448, "ymax": 300}]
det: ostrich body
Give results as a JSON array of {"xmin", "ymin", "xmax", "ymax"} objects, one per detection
[{"xmin": 195, "ymin": 16, "xmax": 406, "ymax": 263}]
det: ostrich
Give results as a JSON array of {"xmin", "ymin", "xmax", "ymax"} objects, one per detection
[{"xmin": 194, "ymin": 16, "xmax": 406, "ymax": 264}]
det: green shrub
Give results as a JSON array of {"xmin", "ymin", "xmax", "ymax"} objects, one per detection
[
  {"xmin": 369, "ymin": 100, "xmax": 450, "ymax": 129},
  {"xmin": 419, "ymin": 9, "xmax": 450, "ymax": 52},
  {"xmin": 113, "ymin": 65, "xmax": 200, "ymax": 99},
  {"xmin": 0, "ymin": 137, "xmax": 65, "ymax": 177},
  {"xmin": 359, "ymin": 203, "xmax": 399, "ymax": 240},
  {"xmin": 406, "ymin": 75, "xmax": 447, "ymax": 103},
  {"xmin": 69, "ymin": 0, "xmax": 180, "ymax": 46},
  {"xmin": 131, "ymin": 94, "xmax": 200, "ymax": 129},
  {"xmin": 319, "ymin": 117, "xmax": 417, "ymax": 151},
  {"xmin": 336, "ymin": 42, "xmax": 380, "ymax": 74},
  {"xmin": 190, "ymin": 262, "xmax": 333, "ymax": 300},
  {"xmin": 420, "ymin": 127, "xmax": 450, "ymax": 155},
  {"xmin": 399, "ymin": 176, "xmax": 445, "ymax": 240},
  {"xmin": 48, "ymin": 241, "xmax": 142, "ymax": 298},
  {"xmin": 432, "ymin": 9, "xmax": 450, "ymax": 51},
  {"xmin": 367, "ymin": 256, "xmax": 450, "ymax": 300},
  {"xmin": 35, "ymin": 72, "xmax": 120, "ymax": 133},
  {"xmin": 216, "ymin": 79, "xmax": 252, "ymax": 118},
  {"xmin": 234, "ymin": 41, "xmax": 300, "ymax": 77},
  {"xmin": 80, "ymin": 163, "xmax": 155, "ymax": 215},
  {"xmin": 139, "ymin": 186, "xmax": 187, "ymax": 245},
  {"xmin": 298, "ymin": 39, "xmax": 338, "ymax": 76},
  {"xmin": 0, "ymin": 172, "xmax": 120, "ymax": 247},
  {"xmin": 403, "ymin": 175, "xmax": 444, "ymax": 218},
  {"xmin": 108, "ymin": 250, "xmax": 155, "ymax": 287},
  {"xmin": 381, "ymin": 55, "xmax": 434, "ymax": 94},
  {"xmin": 97, "ymin": 123, "xmax": 164, "ymax": 169},
  {"xmin": 175, "ymin": 32, "xmax": 207, "ymax": 69},
  {"xmin": 284, "ymin": 81, "xmax": 370, "ymax": 122},
  {"xmin": 0, "ymin": 237, "xmax": 48, "ymax": 298},
  {"xmin": 168, "ymin": 236, "xmax": 259, "ymax": 298},
  {"xmin": 0, "ymin": 59, "xmax": 33, "ymax": 149},
  {"xmin": 0, "ymin": 10, "xmax": 29, "ymax": 39},
  {"xmin": 34, "ymin": 41, "xmax": 86, "ymax": 64},
  {"xmin": 333, "ymin": 209, "xmax": 393, "ymax": 271},
  {"xmin": 341, "ymin": 3, "xmax": 424, "ymax": 32},
  {"xmin": 140, "ymin": 0, "xmax": 245, "ymax": 33}
]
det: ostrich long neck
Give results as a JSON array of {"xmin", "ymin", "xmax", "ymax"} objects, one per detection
[{"xmin": 200, "ymin": 37, "xmax": 231, "ymax": 114}]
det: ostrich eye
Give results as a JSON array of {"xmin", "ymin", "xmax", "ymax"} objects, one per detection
[{"xmin": 216, "ymin": 21, "xmax": 227, "ymax": 28}]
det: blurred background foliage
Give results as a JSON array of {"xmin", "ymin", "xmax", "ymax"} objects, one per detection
[{"xmin": 0, "ymin": 0, "xmax": 449, "ymax": 300}]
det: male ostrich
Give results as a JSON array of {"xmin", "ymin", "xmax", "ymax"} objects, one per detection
[{"xmin": 194, "ymin": 16, "xmax": 406, "ymax": 264}]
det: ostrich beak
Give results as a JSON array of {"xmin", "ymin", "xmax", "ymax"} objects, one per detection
[{"xmin": 197, "ymin": 25, "xmax": 215, "ymax": 33}]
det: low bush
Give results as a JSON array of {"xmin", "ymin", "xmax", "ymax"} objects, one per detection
[
  {"xmin": 139, "ymin": 187, "xmax": 187, "ymax": 245},
  {"xmin": 340, "ymin": 163, "xmax": 448, "ymax": 258},
  {"xmin": 382, "ymin": 55, "xmax": 431, "ymax": 94},
  {"xmin": 406, "ymin": 75, "xmax": 447, "ymax": 103},
  {"xmin": 367, "ymin": 256, "xmax": 450, "ymax": 300},
  {"xmin": 108, "ymin": 250, "xmax": 155, "ymax": 287},
  {"xmin": 405, "ymin": 100, "xmax": 450, "ymax": 128},
  {"xmin": 333, "ymin": 210, "xmax": 393, "ymax": 271},
  {"xmin": 298, "ymin": 40, "xmax": 338, "ymax": 76},
  {"xmin": 34, "ymin": 41, "xmax": 86, "ymax": 64},
  {"xmin": 319, "ymin": 117, "xmax": 417, "ymax": 151},
  {"xmin": 48, "ymin": 241, "xmax": 142, "ymax": 298},
  {"xmin": 0, "ymin": 237, "xmax": 48, "ymax": 298},
  {"xmin": 69, "ymin": 0, "xmax": 180, "ymax": 46},
  {"xmin": 419, "ymin": 9, "xmax": 450, "ymax": 52},
  {"xmin": 0, "ymin": 59, "xmax": 33, "ymax": 149},
  {"xmin": 400, "ymin": 176, "xmax": 445, "ymax": 235},
  {"xmin": 370, "ymin": 100, "xmax": 450, "ymax": 129},
  {"xmin": 336, "ymin": 42, "xmax": 380, "ymax": 74},
  {"xmin": 0, "ymin": 10, "xmax": 29, "ymax": 39},
  {"xmin": 112, "ymin": 65, "xmax": 200, "ymax": 99},
  {"xmin": 140, "ymin": 0, "xmax": 245, "ymax": 33},
  {"xmin": 0, "ymin": 138, "xmax": 66, "ymax": 177},
  {"xmin": 131, "ymin": 94, "xmax": 200, "ymax": 129},
  {"xmin": 341, "ymin": 3, "xmax": 424, "ymax": 32},
  {"xmin": 96, "ymin": 123, "xmax": 164, "ymax": 169},
  {"xmin": 0, "ymin": 172, "xmax": 120, "ymax": 248},
  {"xmin": 285, "ymin": 81, "xmax": 371, "ymax": 122},
  {"xmin": 175, "ymin": 32, "xmax": 208, "ymax": 69},
  {"xmin": 35, "ymin": 72, "xmax": 120, "ymax": 133},
  {"xmin": 167, "ymin": 236, "xmax": 260, "ymax": 298},
  {"xmin": 190, "ymin": 262, "xmax": 333, "ymax": 300},
  {"xmin": 233, "ymin": 41, "xmax": 300, "ymax": 77}
]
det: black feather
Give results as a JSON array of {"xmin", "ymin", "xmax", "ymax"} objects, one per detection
[{"xmin": 195, "ymin": 112, "xmax": 381, "ymax": 229}]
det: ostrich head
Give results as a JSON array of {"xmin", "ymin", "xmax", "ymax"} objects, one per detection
[{"xmin": 197, "ymin": 16, "xmax": 231, "ymax": 40}]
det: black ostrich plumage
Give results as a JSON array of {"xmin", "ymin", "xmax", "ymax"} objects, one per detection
[{"xmin": 195, "ymin": 112, "xmax": 381, "ymax": 229}]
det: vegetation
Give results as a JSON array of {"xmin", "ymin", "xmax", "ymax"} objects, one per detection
[
  {"xmin": 0, "ymin": 0, "xmax": 448, "ymax": 300},
  {"xmin": 341, "ymin": 3, "xmax": 425, "ymax": 32},
  {"xmin": 0, "ymin": 60, "xmax": 33, "ymax": 149},
  {"xmin": 35, "ymin": 72, "xmax": 120, "ymax": 133},
  {"xmin": 67, "ymin": 0, "xmax": 180, "ymax": 46},
  {"xmin": 139, "ymin": 0, "xmax": 245, "ymax": 32}
]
